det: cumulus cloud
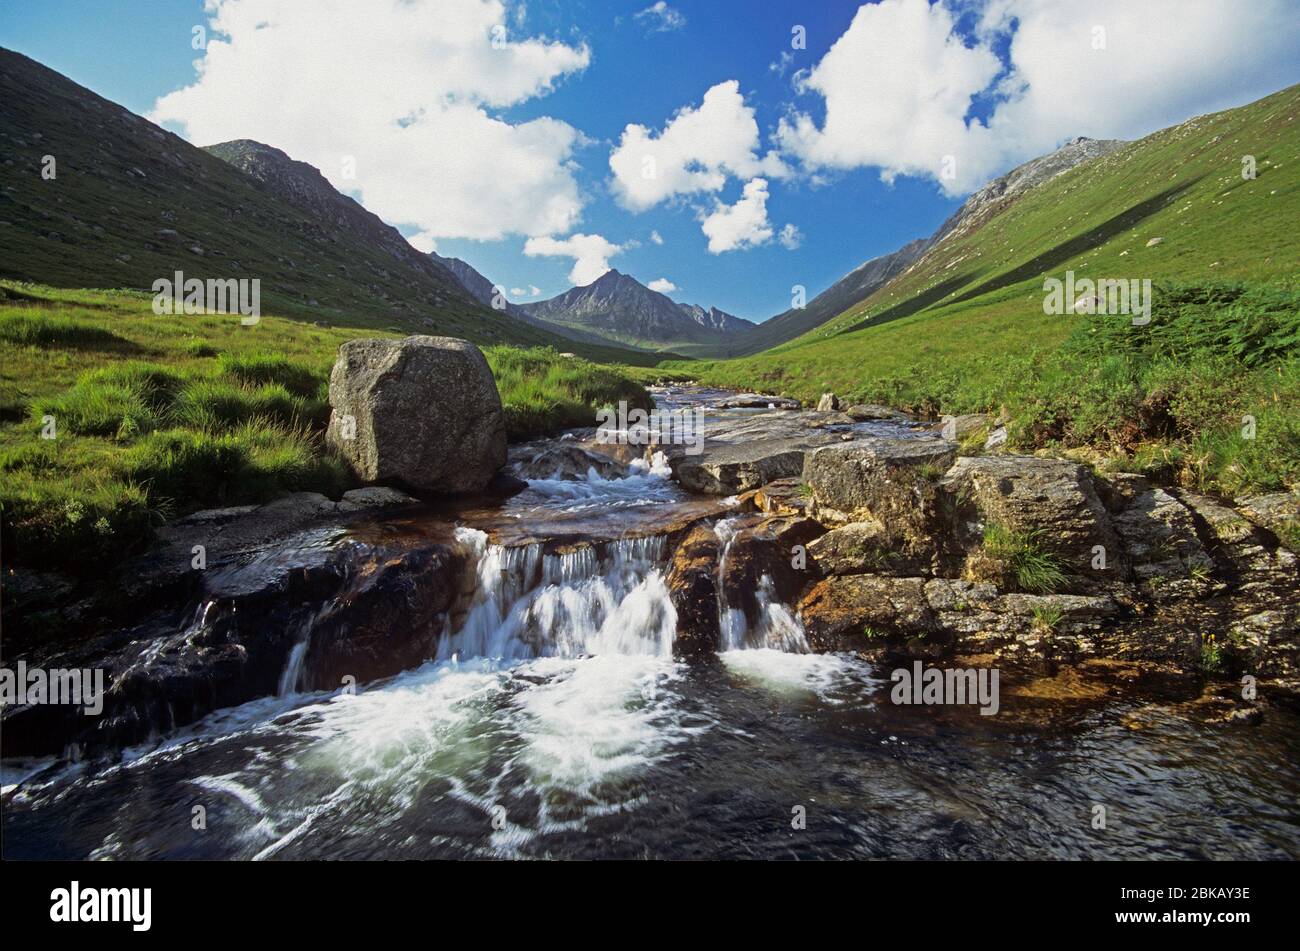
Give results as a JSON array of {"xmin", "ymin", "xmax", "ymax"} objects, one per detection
[
  {"xmin": 523, "ymin": 233, "xmax": 624, "ymax": 285},
  {"xmin": 150, "ymin": 0, "xmax": 591, "ymax": 240},
  {"xmin": 779, "ymin": 0, "xmax": 1300, "ymax": 195},
  {"xmin": 778, "ymin": 223, "xmax": 803, "ymax": 250},
  {"xmin": 647, "ymin": 277, "xmax": 677, "ymax": 293},
  {"xmin": 609, "ymin": 80, "xmax": 788, "ymax": 211},
  {"xmin": 510, "ymin": 285, "xmax": 543, "ymax": 298},
  {"xmin": 635, "ymin": 2, "xmax": 686, "ymax": 33},
  {"xmin": 699, "ymin": 178, "xmax": 773, "ymax": 254}
]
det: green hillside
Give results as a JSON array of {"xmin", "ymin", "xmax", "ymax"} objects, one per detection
[
  {"xmin": 673, "ymin": 84, "xmax": 1300, "ymax": 496},
  {"xmin": 0, "ymin": 282, "xmax": 650, "ymax": 572}
]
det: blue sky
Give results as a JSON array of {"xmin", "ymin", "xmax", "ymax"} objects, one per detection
[{"xmin": 3, "ymin": 0, "xmax": 1297, "ymax": 322}]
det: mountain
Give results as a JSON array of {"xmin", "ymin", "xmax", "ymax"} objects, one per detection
[
  {"xmin": 0, "ymin": 48, "xmax": 575, "ymax": 348},
  {"xmin": 733, "ymin": 136, "xmax": 1124, "ymax": 356},
  {"xmin": 519, "ymin": 269, "xmax": 754, "ymax": 354},
  {"xmin": 672, "ymin": 82, "xmax": 1300, "ymax": 400},
  {"xmin": 676, "ymin": 303, "xmax": 754, "ymax": 334}
]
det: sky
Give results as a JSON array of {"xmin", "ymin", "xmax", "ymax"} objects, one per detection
[{"xmin": 3, "ymin": 0, "xmax": 1298, "ymax": 322}]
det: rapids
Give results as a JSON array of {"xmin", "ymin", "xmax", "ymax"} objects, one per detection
[{"xmin": 2, "ymin": 387, "xmax": 1298, "ymax": 860}]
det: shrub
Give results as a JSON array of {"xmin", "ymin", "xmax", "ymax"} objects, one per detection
[{"xmin": 980, "ymin": 522, "xmax": 1066, "ymax": 594}]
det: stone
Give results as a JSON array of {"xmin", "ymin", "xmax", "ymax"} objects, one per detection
[
  {"xmin": 717, "ymin": 393, "xmax": 801, "ymax": 410},
  {"xmin": 665, "ymin": 524, "xmax": 721, "ymax": 657},
  {"xmin": 803, "ymin": 438, "xmax": 957, "ymax": 540},
  {"xmin": 1109, "ymin": 484, "xmax": 1213, "ymax": 597},
  {"xmin": 511, "ymin": 443, "xmax": 631, "ymax": 481},
  {"xmin": 940, "ymin": 413, "xmax": 990, "ymax": 442},
  {"xmin": 326, "ymin": 336, "xmax": 506, "ymax": 494},
  {"xmin": 816, "ymin": 392, "xmax": 841, "ymax": 412},
  {"xmin": 807, "ymin": 520, "xmax": 931, "ymax": 576},
  {"xmin": 797, "ymin": 575, "xmax": 936, "ymax": 651},
  {"xmin": 940, "ymin": 455, "xmax": 1122, "ymax": 590},
  {"xmin": 337, "ymin": 486, "xmax": 418, "ymax": 512}
]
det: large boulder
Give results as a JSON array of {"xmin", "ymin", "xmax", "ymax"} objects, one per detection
[
  {"xmin": 940, "ymin": 455, "xmax": 1122, "ymax": 590},
  {"xmin": 326, "ymin": 336, "xmax": 506, "ymax": 494},
  {"xmin": 804, "ymin": 438, "xmax": 957, "ymax": 525}
]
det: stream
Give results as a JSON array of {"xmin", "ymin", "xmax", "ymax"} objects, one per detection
[{"xmin": 2, "ymin": 388, "xmax": 1298, "ymax": 859}]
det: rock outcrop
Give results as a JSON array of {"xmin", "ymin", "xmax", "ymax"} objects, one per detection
[{"xmin": 326, "ymin": 336, "xmax": 507, "ymax": 494}]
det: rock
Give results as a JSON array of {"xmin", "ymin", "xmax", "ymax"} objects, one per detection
[
  {"xmin": 940, "ymin": 455, "xmax": 1122, "ymax": 591},
  {"xmin": 808, "ymin": 520, "xmax": 932, "ymax": 577},
  {"xmin": 665, "ymin": 524, "xmax": 720, "ymax": 657},
  {"xmin": 1146, "ymin": 237, "xmax": 1163, "ymax": 247},
  {"xmin": 1, "ymin": 512, "xmax": 469, "ymax": 758},
  {"xmin": 797, "ymin": 575, "xmax": 936, "ymax": 651},
  {"xmin": 1108, "ymin": 483, "xmax": 1212, "ymax": 598},
  {"xmin": 803, "ymin": 438, "xmax": 957, "ymax": 548},
  {"xmin": 1175, "ymin": 490, "xmax": 1296, "ymax": 584},
  {"xmin": 1238, "ymin": 492, "xmax": 1299, "ymax": 546},
  {"xmin": 750, "ymin": 477, "xmax": 810, "ymax": 515},
  {"xmin": 337, "ymin": 486, "xmax": 417, "ymax": 512},
  {"xmin": 717, "ymin": 393, "xmax": 801, "ymax": 410},
  {"xmin": 816, "ymin": 392, "xmax": 841, "ymax": 412},
  {"xmin": 667, "ymin": 411, "xmax": 844, "ymax": 495},
  {"xmin": 511, "ymin": 443, "xmax": 631, "ymax": 481},
  {"xmin": 326, "ymin": 336, "xmax": 506, "ymax": 494},
  {"xmin": 984, "ymin": 427, "xmax": 1008, "ymax": 450},
  {"xmin": 940, "ymin": 414, "xmax": 990, "ymax": 442}
]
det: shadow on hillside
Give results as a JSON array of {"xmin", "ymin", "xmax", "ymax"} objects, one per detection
[
  {"xmin": 834, "ymin": 272, "xmax": 977, "ymax": 337},
  {"xmin": 834, "ymin": 177, "xmax": 1203, "ymax": 338},
  {"xmin": 945, "ymin": 178, "xmax": 1203, "ymax": 307}
]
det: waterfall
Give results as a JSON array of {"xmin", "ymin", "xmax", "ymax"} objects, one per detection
[
  {"xmin": 713, "ymin": 517, "xmax": 810, "ymax": 653},
  {"xmin": 437, "ymin": 528, "xmax": 677, "ymax": 662}
]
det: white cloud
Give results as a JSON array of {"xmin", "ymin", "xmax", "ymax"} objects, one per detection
[
  {"xmin": 779, "ymin": 0, "xmax": 1300, "ymax": 195},
  {"xmin": 650, "ymin": 230, "xmax": 664, "ymax": 245},
  {"xmin": 699, "ymin": 178, "xmax": 773, "ymax": 254},
  {"xmin": 609, "ymin": 80, "xmax": 788, "ymax": 211},
  {"xmin": 647, "ymin": 277, "xmax": 677, "ymax": 293},
  {"xmin": 510, "ymin": 284, "xmax": 543, "ymax": 297},
  {"xmin": 150, "ymin": 0, "xmax": 591, "ymax": 240},
  {"xmin": 778, "ymin": 223, "xmax": 803, "ymax": 250},
  {"xmin": 635, "ymin": 2, "xmax": 686, "ymax": 34},
  {"xmin": 408, "ymin": 231, "xmax": 438, "ymax": 253},
  {"xmin": 523, "ymin": 233, "xmax": 625, "ymax": 285}
]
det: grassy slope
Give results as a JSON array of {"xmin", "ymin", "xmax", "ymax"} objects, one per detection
[
  {"xmin": 0, "ymin": 283, "xmax": 651, "ymax": 572},
  {"xmin": 671, "ymin": 85, "xmax": 1300, "ymax": 496},
  {"xmin": 0, "ymin": 48, "xmax": 671, "ymax": 371}
]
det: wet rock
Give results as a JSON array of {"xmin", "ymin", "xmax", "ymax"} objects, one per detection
[
  {"xmin": 512, "ymin": 443, "xmax": 631, "ymax": 481},
  {"xmin": 798, "ymin": 575, "xmax": 936, "ymax": 651},
  {"xmin": 750, "ymin": 477, "xmax": 810, "ymax": 516},
  {"xmin": 940, "ymin": 455, "xmax": 1123, "ymax": 591},
  {"xmin": 669, "ymin": 411, "xmax": 843, "ymax": 494},
  {"xmin": 337, "ymin": 486, "xmax": 417, "ymax": 512},
  {"xmin": 717, "ymin": 518, "xmax": 809, "ymax": 616},
  {"xmin": 1, "ymin": 524, "xmax": 469, "ymax": 758},
  {"xmin": 326, "ymin": 335, "xmax": 506, "ymax": 494},
  {"xmin": 717, "ymin": 393, "xmax": 801, "ymax": 410},
  {"xmin": 665, "ymin": 524, "xmax": 720, "ymax": 657}
]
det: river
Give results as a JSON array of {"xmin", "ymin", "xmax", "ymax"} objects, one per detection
[{"xmin": 3, "ymin": 388, "xmax": 1297, "ymax": 859}]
